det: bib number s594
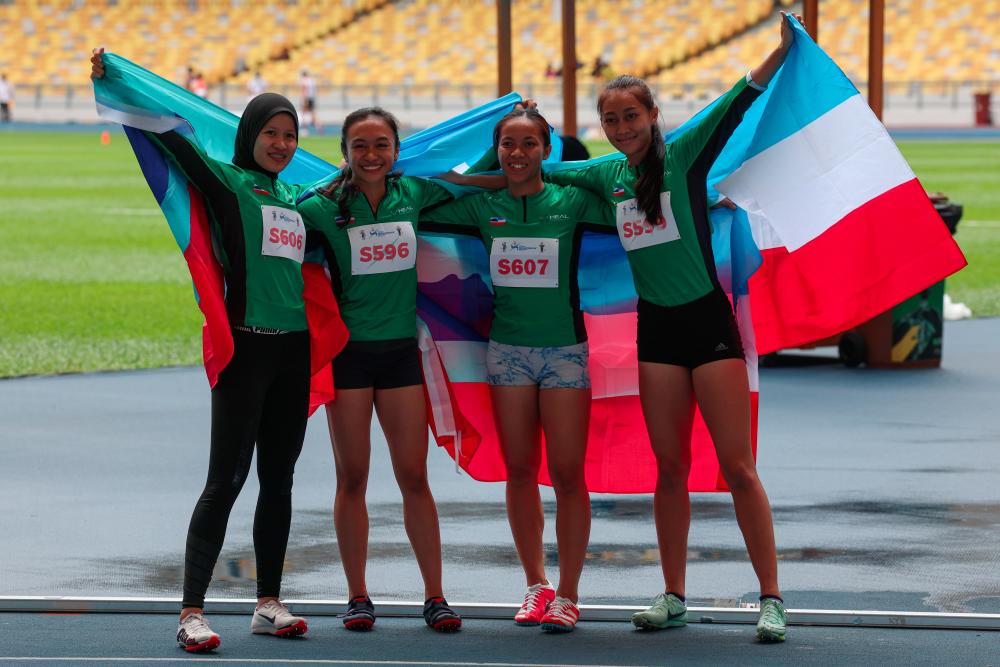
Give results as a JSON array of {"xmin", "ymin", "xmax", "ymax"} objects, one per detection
[
  {"xmin": 261, "ymin": 205, "xmax": 305, "ymax": 263},
  {"xmin": 490, "ymin": 237, "xmax": 558, "ymax": 288},
  {"xmin": 616, "ymin": 192, "xmax": 680, "ymax": 251},
  {"xmin": 348, "ymin": 221, "xmax": 417, "ymax": 275}
]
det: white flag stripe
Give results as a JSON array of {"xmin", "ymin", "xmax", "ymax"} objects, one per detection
[{"xmin": 719, "ymin": 94, "xmax": 915, "ymax": 252}]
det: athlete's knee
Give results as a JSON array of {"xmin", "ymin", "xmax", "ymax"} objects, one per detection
[
  {"xmin": 548, "ymin": 466, "xmax": 586, "ymax": 496},
  {"xmin": 336, "ymin": 472, "xmax": 369, "ymax": 497},
  {"xmin": 504, "ymin": 459, "xmax": 542, "ymax": 486},
  {"xmin": 394, "ymin": 466, "xmax": 430, "ymax": 498},
  {"xmin": 719, "ymin": 460, "xmax": 760, "ymax": 492},
  {"xmin": 655, "ymin": 457, "xmax": 691, "ymax": 491}
]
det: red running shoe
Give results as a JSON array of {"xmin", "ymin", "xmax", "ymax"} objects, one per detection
[
  {"xmin": 514, "ymin": 583, "xmax": 555, "ymax": 626},
  {"xmin": 540, "ymin": 596, "xmax": 579, "ymax": 633}
]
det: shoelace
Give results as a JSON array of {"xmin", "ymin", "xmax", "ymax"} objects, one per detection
[
  {"xmin": 760, "ymin": 602, "xmax": 783, "ymax": 625},
  {"xmin": 546, "ymin": 598, "xmax": 577, "ymax": 623},
  {"xmin": 184, "ymin": 614, "xmax": 212, "ymax": 633},
  {"xmin": 521, "ymin": 585, "xmax": 550, "ymax": 613}
]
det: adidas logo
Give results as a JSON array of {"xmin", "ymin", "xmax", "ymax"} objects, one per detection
[{"xmin": 714, "ymin": 342, "xmax": 729, "ymax": 352}]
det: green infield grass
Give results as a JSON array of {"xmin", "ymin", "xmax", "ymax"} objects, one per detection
[{"xmin": 0, "ymin": 130, "xmax": 996, "ymax": 377}]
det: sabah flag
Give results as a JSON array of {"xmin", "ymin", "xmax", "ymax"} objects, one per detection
[{"xmin": 711, "ymin": 16, "xmax": 967, "ymax": 353}]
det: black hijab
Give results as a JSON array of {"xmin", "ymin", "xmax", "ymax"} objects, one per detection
[{"xmin": 232, "ymin": 93, "xmax": 299, "ymax": 178}]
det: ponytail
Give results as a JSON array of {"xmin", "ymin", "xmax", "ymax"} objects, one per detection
[
  {"xmin": 598, "ymin": 75, "xmax": 665, "ymax": 225},
  {"xmin": 320, "ymin": 106, "xmax": 402, "ymax": 227}
]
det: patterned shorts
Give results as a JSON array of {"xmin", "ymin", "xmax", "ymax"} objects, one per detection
[{"xmin": 486, "ymin": 340, "xmax": 590, "ymax": 389}]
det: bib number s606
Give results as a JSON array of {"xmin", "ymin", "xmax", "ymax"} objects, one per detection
[
  {"xmin": 616, "ymin": 192, "xmax": 680, "ymax": 251},
  {"xmin": 261, "ymin": 205, "xmax": 305, "ymax": 263},
  {"xmin": 489, "ymin": 237, "xmax": 558, "ymax": 288},
  {"xmin": 348, "ymin": 221, "xmax": 417, "ymax": 275}
]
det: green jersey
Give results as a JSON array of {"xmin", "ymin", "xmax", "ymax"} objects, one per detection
[
  {"xmin": 420, "ymin": 183, "xmax": 613, "ymax": 347},
  {"xmin": 299, "ymin": 176, "xmax": 452, "ymax": 341},
  {"xmin": 150, "ymin": 131, "xmax": 310, "ymax": 331},
  {"xmin": 548, "ymin": 76, "xmax": 763, "ymax": 307}
]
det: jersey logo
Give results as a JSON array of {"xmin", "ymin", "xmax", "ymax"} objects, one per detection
[
  {"xmin": 612, "ymin": 186, "xmax": 625, "ymax": 197},
  {"xmin": 335, "ymin": 215, "xmax": 356, "ymax": 226},
  {"xmin": 253, "ymin": 185, "xmax": 272, "ymax": 196},
  {"xmin": 489, "ymin": 216, "xmax": 507, "ymax": 226}
]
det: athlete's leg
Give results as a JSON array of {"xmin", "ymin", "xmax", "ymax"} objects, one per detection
[
  {"xmin": 638, "ymin": 361, "xmax": 696, "ymax": 599},
  {"xmin": 375, "ymin": 384, "xmax": 444, "ymax": 600},
  {"xmin": 692, "ymin": 358, "xmax": 780, "ymax": 598},
  {"xmin": 181, "ymin": 332, "xmax": 268, "ymax": 619},
  {"xmin": 538, "ymin": 387, "xmax": 590, "ymax": 603},
  {"xmin": 491, "ymin": 384, "xmax": 547, "ymax": 587},
  {"xmin": 326, "ymin": 388, "xmax": 376, "ymax": 599},
  {"xmin": 253, "ymin": 332, "xmax": 310, "ymax": 606}
]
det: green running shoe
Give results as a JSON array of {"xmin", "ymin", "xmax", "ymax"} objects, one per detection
[
  {"xmin": 631, "ymin": 593, "xmax": 687, "ymax": 630},
  {"xmin": 756, "ymin": 598, "xmax": 787, "ymax": 642}
]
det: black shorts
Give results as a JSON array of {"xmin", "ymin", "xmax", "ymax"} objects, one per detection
[
  {"xmin": 636, "ymin": 289, "xmax": 745, "ymax": 368},
  {"xmin": 332, "ymin": 337, "xmax": 423, "ymax": 390}
]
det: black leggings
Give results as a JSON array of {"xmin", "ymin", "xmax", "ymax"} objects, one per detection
[{"xmin": 182, "ymin": 329, "xmax": 310, "ymax": 609}]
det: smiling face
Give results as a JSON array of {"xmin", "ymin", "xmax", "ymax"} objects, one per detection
[
  {"xmin": 496, "ymin": 116, "xmax": 551, "ymax": 190},
  {"xmin": 252, "ymin": 112, "xmax": 298, "ymax": 173},
  {"xmin": 599, "ymin": 88, "xmax": 659, "ymax": 164},
  {"xmin": 345, "ymin": 116, "xmax": 399, "ymax": 189}
]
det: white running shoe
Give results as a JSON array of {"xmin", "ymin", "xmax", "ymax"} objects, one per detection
[
  {"xmin": 176, "ymin": 613, "xmax": 221, "ymax": 652},
  {"xmin": 251, "ymin": 600, "xmax": 308, "ymax": 637}
]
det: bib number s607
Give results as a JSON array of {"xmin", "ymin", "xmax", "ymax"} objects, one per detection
[
  {"xmin": 616, "ymin": 192, "xmax": 680, "ymax": 251},
  {"xmin": 490, "ymin": 237, "xmax": 558, "ymax": 288},
  {"xmin": 348, "ymin": 221, "xmax": 417, "ymax": 275},
  {"xmin": 261, "ymin": 205, "xmax": 305, "ymax": 263}
]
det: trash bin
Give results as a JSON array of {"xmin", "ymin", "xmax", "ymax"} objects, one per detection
[
  {"xmin": 840, "ymin": 194, "xmax": 962, "ymax": 368},
  {"xmin": 974, "ymin": 92, "xmax": 993, "ymax": 127}
]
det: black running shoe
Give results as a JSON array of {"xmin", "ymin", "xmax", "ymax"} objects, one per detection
[
  {"xmin": 343, "ymin": 595, "xmax": 375, "ymax": 631},
  {"xmin": 423, "ymin": 596, "xmax": 462, "ymax": 632}
]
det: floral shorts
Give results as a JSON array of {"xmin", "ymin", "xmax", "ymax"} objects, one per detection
[{"xmin": 486, "ymin": 340, "xmax": 590, "ymax": 389}]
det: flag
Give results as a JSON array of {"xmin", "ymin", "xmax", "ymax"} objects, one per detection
[{"xmin": 713, "ymin": 16, "xmax": 967, "ymax": 354}]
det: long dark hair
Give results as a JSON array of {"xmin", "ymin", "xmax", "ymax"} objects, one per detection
[
  {"xmin": 492, "ymin": 107, "xmax": 552, "ymax": 151},
  {"xmin": 322, "ymin": 107, "xmax": 402, "ymax": 226},
  {"xmin": 598, "ymin": 75, "xmax": 665, "ymax": 225}
]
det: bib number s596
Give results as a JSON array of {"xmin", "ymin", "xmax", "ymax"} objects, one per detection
[
  {"xmin": 490, "ymin": 237, "xmax": 558, "ymax": 288},
  {"xmin": 616, "ymin": 192, "xmax": 680, "ymax": 251},
  {"xmin": 348, "ymin": 221, "xmax": 417, "ymax": 275},
  {"xmin": 261, "ymin": 205, "xmax": 305, "ymax": 263}
]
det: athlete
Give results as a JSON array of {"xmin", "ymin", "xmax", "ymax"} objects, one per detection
[
  {"xmin": 420, "ymin": 108, "xmax": 613, "ymax": 633},
  {"xmin": 299, "ymin": 107, "xmax": 472, "ymax": 633},
  {"xmin": 543, "ymin": 13, "xmax": 802, "ymax": 642},
  {"xmin": 93, "ymin": 48, "xmax": 312, "ymax": 652}
]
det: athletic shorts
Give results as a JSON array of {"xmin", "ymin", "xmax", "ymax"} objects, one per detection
[
  {"xmin": 486, "ymin": 340, "xmax": 590, "ymax": 389},
  {"xmin": 332, "ymin": 337, "xmax": 422, "ymax": 390},
  {"xmin": 636, "ymin": 289, "xmax": 745, "ymax": 369}
]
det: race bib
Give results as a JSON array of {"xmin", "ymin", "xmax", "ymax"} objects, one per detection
[
  {"xmin": 261, "ymin": 205, "xmax": 305, "ymax": 263},
  {"xmin": 616, "ymin": 192, "xmax": 680, "ymax": 251},
  {"xmin": 348, "ymin": 221, "xmax": 417, "ymax": 275},
  {"xmin": 490, "ymin": 237, "xmax": 558, "ymax": 288}
]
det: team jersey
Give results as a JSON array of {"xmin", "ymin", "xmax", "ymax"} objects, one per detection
[
  {"xmin": 148, "ymin": 131, "xmax": 310, "ymax": 331},
  {"xmin": 420, "ymin": 183, "xmax": 613, "ymax": 347},
  {"xmin": 299, "ymin": 176, "xmax": 452, "ymax": 341},
  {"xmin": 548, "ymin": 75, "xmax": 763, "ymax": 307}
]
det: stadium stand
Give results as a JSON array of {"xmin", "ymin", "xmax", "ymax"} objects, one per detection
[{"xmin": 0, "ymin": 0, "xmax": 996, "ymax": 91}]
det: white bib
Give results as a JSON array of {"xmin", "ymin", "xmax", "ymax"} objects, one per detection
[
  {"xmin": 348, "ymin": 221, "xmax": 417, "ymax": 276},
  {"xmin": 489, "ymin": 237, "xmax": 558, "ymax": 288},
  {"xmin": 261, "ymin": 205, "xmax": 305, "ymax": 263},
  {"xmin": 615, "ymin": 192, "xmax": 680, "ymax": 252}
]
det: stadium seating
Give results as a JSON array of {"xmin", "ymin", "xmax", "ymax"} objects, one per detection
[{"xmin": 0, "ymin": 0, "xmax": 996, "ymax": 90}]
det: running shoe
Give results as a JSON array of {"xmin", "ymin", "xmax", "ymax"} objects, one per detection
[
  {"xmin": 251, "ymin": 600, "xmax": 308, "ymax": 637},
  {"xmin": 343, "ymin": 595, "xmax": 376, "ymax": 632},
  {"xmin": 176, "ymin": 613, "xmax": 221, "ymax": 652},
  {"xmin": 539, "ymin": 596, "xmax": 579, "ymax": 633},
  {"xmin": 631, "ymin": 593, "xmax": 687, "ymax": 631},
  {"xmin": 756, "ymin": 597, "xmax": 787, "ymax": 643},
  {"xmin": 514, "ymin": 582, "xmax": 556, "ymax": 626},
  {"xmin": 423, "ymin": 596, "xmax": 462, "ymax": 632}
]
